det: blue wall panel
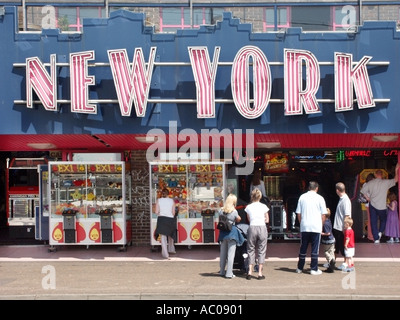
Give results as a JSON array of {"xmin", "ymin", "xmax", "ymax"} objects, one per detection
[{"xmin": 0, "ymin": 7, "xmax": 399, "ymax": 135}]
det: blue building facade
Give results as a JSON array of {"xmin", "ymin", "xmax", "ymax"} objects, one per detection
[
  {"xmin": 1, "ymin": 6, "xmax": 399, "ymax": 244},
  {"xmin": 0, "ymin": 7, "xmax": 399, "ymax": 141}
]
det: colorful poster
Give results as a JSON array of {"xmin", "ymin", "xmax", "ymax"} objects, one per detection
[{"xmin": 264, "ymin": 153, "xmax": 289, "ymax": 173}]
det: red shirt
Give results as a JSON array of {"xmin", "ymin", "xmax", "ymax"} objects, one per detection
[{"xmin": 344, "ymin": 228, "xmax": 355, "ymax": 248}]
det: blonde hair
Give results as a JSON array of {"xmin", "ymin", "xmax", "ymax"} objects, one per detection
[
  {"xmin": 344, "ymin": 216, "xmax": 353, "ymax": 227},
  {"xmin": 250, "ymin": 188, "xmax": 262, "ymax": 203},
  {"xmin": 326, "ymin": 208, "xmax": 331, "ymax": 218},
  {"xmin": 222, "ymin": 194, "xmax": 237, "ymax": 213}
]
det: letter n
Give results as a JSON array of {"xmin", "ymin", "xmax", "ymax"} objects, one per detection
[{"xmin": 26, "ymin": 54, "xmax": 57, "ymax": 111}]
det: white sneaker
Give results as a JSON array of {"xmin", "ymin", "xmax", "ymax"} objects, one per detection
[
  {"xmin": 295, "ymin": 268, "xmax": 303, "ymax": 274},
  {"xmin": 342, "ymin": 266, "xmax": 355, "ymax": 273},
  {"xmin": 395, "ymin": 238, "xmax": 400, "ymax": 243},
  {"xmin": 387, "ymin": 238, "xmax": 394, "ymax": 243},
  {"xmin": 374, "ymin": 240, "xmax": 380, "ymax": 244},
  {"xmin": 310, "ymin": 269, "xmax": 322, "ymax": 275},
  {"xmin": 337, "ymin": 263, "xmax": 346, "ymax": 270}
]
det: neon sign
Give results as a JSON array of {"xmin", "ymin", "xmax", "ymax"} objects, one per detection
[
  {"xmin": 345, "ymin": 150, "xmax": 372, "ymax": 157},
  {"xmin": 383, "ymin": 150, "xmax": 399, "ymax": 156},
  {"xmin": 344, "ymin": 150, "xmax": 398, "ymax": 157},
  {"xmin": 19, "ymin": 46, "xmax": 388, "ymax": 119}
]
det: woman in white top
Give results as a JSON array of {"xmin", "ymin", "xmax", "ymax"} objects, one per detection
[
  {"xmin": 155, "ymin": 188, "xmax": 176, "ymax": 259},
  {"xmin": 245, "ymin": 188, "xmax": 269, "ymax": 280}
]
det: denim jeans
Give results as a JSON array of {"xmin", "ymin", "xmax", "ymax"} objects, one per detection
[
  {"xmin": 369, "ymin": 204, "xmax": 387, "ymax": 241},
  {"xmin": 297, "ymin": 232, "xmax": 321, "ymax": 271}
]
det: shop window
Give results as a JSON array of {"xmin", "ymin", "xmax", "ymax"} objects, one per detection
[
  {"xmin": 263, "ymin": 7, "xmax": 290, "ymax": 31},
  {"xmin": 159, "ymin": 7, "xmax": 224, "ymax": 33},
  {"xmin": 290, "ymin": 6, "xmax": 331, "ymax": 31},
  {"xmin": 333, "ymin": 5, "xmax": 358, "ymax": 31},
  {"xmin": 263, "ymin": 5, "xmax": 358, "ymax": 32},
  {"xmin": 397, "ymin": 7, "xmax": 400, "ymax": 30},
  {"xmin": 56, "ymin": 7, "xmax": 105, "ymax": 32},
  {"xmin": 25, "ymin": 6, "xmax": 105, "ymax": 32},
  {"xmin": 26, "ymin": 6, "xmax": 44, "ymax": 31}
]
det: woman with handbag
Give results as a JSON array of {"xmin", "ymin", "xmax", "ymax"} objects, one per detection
[{"xmin": 217, "ymin": 194, "xmax": 244, "ymax": 279}]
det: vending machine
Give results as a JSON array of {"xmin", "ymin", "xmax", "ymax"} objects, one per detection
[
  {"xmin": 47, "ymin": 161, "xmax": 131, "ymax": 251},
  {"xmin": 6, "ymin": 157, "xmax": 47, "ymax": 238},
  {"xmin": 150, "ymin": 162, "xmax": 225, "ymax": 247}
]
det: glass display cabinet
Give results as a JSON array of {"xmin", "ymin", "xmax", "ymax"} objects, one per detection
[
  {"xmin": 150, "ymin": 162, "xmax": 225, "ymax": 246},
  {"xmin": 48, "ymin": 161, "xmax": 131, "ymax": 250}
]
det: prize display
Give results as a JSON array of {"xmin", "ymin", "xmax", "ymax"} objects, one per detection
[
  {"xmin": 48, "ymin": 161, "xmax": 131, "ymax": 249},
  {"xmin": 150, "ymin": 162, "xmax": 225, "ymax": 246}
]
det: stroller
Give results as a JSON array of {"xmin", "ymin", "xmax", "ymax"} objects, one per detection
[
  {"xmin": 233, "ymin": 223, "xmax": 249, "ymax": 273},
  {"xmin": 232, "ymin": 198, "xmax": 250, "ymax": 273}
]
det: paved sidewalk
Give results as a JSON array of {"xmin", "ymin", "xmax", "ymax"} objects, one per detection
[{"xmin": 0, "ymin": 242, "xmax": 400, "ymax": 300}]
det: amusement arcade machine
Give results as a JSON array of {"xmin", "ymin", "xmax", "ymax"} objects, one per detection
[
  {"xmin": 150, "ymin": 162, "xmax": 225, "ymax": 249},
  {"xmin": 47, "ymin": 161, "xmax": 131, "ymax": 251},
  {"xmin": 6, "ymin": 157, "xmax": 47, "ymax": 239},
  {"xmin": 263, "ymin": 153, "xmax": 292, "ymax": 240}
]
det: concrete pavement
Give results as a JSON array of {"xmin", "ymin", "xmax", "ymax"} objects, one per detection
[{"xmin": 0, "ymin": 242, "xmax": 400, "ymax": 300}]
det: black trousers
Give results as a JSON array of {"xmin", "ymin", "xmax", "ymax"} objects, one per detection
[{"xmin": 333, "ymin": 228, "xmax": 344, "ymax": 257}]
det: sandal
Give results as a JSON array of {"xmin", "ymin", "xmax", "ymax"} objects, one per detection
[{"xmin": 258, "ymin": 275, "xmax": 265, "ymax": 280}]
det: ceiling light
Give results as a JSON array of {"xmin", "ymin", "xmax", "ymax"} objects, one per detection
[
  {"xmin": 27, "ymin": 143, "xmax": 56, "ymax": 149},
  {"xmin": 372, "ymin": 135, "xmax": 398, "ymax": 142},
  {"xmin": 135, "ymin": 136, "xmax": 159, "ymax": 143},
  {"xmin": 256, "ymin": 142, "xmax": 281, "ymax": 148}
]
